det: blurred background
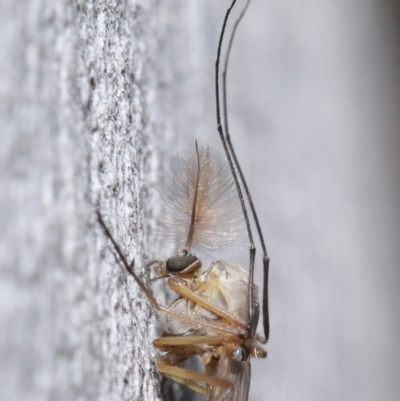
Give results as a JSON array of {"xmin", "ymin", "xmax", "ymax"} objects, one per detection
[{"xmin": 159, "ymin": 0, "xmax": 400, "ymax": 400}]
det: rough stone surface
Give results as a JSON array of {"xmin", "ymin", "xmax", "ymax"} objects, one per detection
[{"xmin": 0, "ymin": 1, "xmax": 176, "ymax": 400}]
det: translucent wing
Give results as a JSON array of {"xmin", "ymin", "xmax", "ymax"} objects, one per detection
[
  {"xmin": 209, "ymin": 345, "xmax": 251, "ymax": 401},
  {"xmin": 157, "ymin": 145, "xmax": 244, "ymax": 252}
]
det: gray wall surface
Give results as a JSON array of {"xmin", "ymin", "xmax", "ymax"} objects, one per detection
[
  {"xmin": 1, "ymin": 1, "xmax": 168, "ymax": 400},
  {"xmin": 1, "ymin": 1, "xmax": 400, "ymax": 401}
]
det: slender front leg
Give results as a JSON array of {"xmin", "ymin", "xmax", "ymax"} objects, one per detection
[
  {"xmin": 97, "ymin": 211, "xmax": 238, "ymax": 336},
  {"xmin": 168, "ymin": 277, "xmax": 249, "ymax": 331},
  {"xmin": 156, "ymin": 355, "xmax": 232, "ymax": 396},
  {"xmin": 153, "ymin": 334, "xmax": 241, "ymax": 349}
]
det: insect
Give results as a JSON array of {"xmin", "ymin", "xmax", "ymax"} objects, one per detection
[{"xmin": 97, "ymin": 0, "xmax": 270, "ymax": 399}]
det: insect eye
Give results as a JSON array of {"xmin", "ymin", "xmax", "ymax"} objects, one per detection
[{"xmin": 166, "ymin": 252, "xmax": 201, "ymax": 274}]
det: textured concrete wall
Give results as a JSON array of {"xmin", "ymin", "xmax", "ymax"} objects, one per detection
[{"xmin": 0, "ymin": 1, "xmax": 173, "ymax": 400}]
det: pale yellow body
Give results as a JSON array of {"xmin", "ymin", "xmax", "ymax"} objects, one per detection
[{"xmin": 160, "ymin": 260, "xmax": 258, "ymax": 338}]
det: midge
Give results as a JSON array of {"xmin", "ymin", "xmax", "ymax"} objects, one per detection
[{"xmin": 97, "ymin": 0, "xmax": 270, "ymax": 399}]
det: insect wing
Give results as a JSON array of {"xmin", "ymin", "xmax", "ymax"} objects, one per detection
[{"xmin": 209, "ymin": 346, "xmax": 251, "ymax": 401}]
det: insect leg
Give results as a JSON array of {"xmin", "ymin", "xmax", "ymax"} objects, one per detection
[
  {"xmin": 262, "ymin": 256, "xmax": 270, "ymax": 341},
  {"xmin": 208, "ymin": 344, "xmax": 251, "ymax": 401},
  {"xmin": 156, "ymin": 354, "xmax": 232, "ymax": 396},
  {"xmin": 218, "ymin": 0, "xmax": 271, "ymax": 341},
  {"xmin": 222, "ymin": 4, "xmax": 270, "ymax": 338},
  {"xmin": 153, "ymin": 334, "xmax": 241, "ymax": 349},
  {"xmin": 214, "ymin": 0, "xmax": 259, "ymax": 336},
  {"xmin": 168, "ymin": 277, "xmax": 249, "ymax": 331},
  {"xmin": 96, "ymin": 211, "xmax": 239, "ymax": 336}
]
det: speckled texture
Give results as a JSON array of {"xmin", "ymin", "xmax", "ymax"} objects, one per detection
[{"xmin": 0, "ymin": 1, "xmax": 176, "ymax": 400}]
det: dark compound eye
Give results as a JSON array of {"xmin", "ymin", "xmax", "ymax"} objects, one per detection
[{"xmin": 166, "ymin": 252, "xmax": 201, "ymax": 274}]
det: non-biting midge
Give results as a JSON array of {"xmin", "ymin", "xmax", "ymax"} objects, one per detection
[{"xmin": 97, "ymin": 1, "xmax": 270, "ymax": 399}]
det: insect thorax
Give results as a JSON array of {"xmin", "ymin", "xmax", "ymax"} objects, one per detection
[{"xmin": 159, "ymin": 259, "xmax": 259, "ymax": 337}]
